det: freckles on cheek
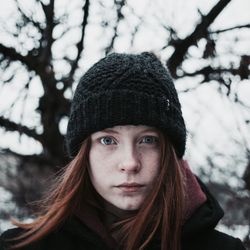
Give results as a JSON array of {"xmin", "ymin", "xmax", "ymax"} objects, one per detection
[{"xmin": 146, "ymin": 151, "xmax": 160, "ymax": 166}]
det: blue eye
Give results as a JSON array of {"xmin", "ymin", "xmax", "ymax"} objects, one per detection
[
  {"xmin": 100, "ymin": 137, "xmax": 116, "ymax": 145},
  {"xmin": 141, "ymin": 136, "xmax": 158, "ymax": 144}
]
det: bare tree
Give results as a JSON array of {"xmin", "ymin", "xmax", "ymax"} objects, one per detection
[{"xmin": 0, "ymin": 0, "xmax": 249, "ymax": 246}]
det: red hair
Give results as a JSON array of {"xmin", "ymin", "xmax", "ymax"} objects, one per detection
[{"xmin": 8, "ymin": 134, "xmax": 184, "ymax": 250}]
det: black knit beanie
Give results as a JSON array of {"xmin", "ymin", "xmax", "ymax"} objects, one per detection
[{"xmin": 66, "ymin": 52, "xmax": 186, "ymax": 158}]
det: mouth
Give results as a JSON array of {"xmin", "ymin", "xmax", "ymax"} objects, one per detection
[{"xmin": 116, "ymin": 183, "xmax": 145, "ymax": 192}]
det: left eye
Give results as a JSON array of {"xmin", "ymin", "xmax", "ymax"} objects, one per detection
[
  {"xmin": 100, "ymin": 137, "xmax": 116, "ymax": 145},
  {"xmin": 141, "ymin": 136, "xmax": 158, "ymax": 144}
]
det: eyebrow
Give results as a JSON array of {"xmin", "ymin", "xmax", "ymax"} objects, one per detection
[
  {"xmin": 139, "ymin": 128, "xmax": 159, "ymax": 134},
  {"xmin": 102, "ymin": 128, "xmax": 119, "ymax": 134}
]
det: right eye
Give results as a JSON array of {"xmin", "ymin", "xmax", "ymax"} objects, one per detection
[{"xmin": 100, "ymin": 137, "xmax": 116, "ymax": 145}]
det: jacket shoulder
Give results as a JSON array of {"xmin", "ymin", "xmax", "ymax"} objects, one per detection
[
  {"xmin": 0, "ymin": 223, "xmax": 110, "ymax": 250},
  {"xmin": 185, "ymin": 229, "xmax": 246, "ymax": 250},
  {"xmin": 0, "ymin": 228, "xmax": 25, "ymax": 250},
  {"xmin": 209, "ymin": 230, "xmax": 246, "ymax": 250}
]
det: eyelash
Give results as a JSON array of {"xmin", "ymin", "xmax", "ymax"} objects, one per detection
[{"xmin": 99, "ymin": 136, "xmax": 159, "ymax": 145}]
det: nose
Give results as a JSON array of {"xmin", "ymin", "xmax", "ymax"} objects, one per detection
[{"xmin": 118, "ymin": 145, "xmax": 141, "ymax": 173}]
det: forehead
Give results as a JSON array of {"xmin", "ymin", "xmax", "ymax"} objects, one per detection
[{"xmin": 92, "ymin": 125, "xmax": 160, "ymax": 136}]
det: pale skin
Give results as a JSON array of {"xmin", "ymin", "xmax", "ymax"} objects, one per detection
[{"xmin": 88, "ymin": 125, "xmax": 161, "ymax": 211}]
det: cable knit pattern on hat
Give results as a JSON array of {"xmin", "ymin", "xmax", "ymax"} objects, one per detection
[{"xmin": 66, "ymin": 52, "xmax": 186, "ymax": 158}]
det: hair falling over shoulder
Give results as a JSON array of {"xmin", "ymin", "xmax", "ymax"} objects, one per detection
[
  {"xmin": 8, "ymin": 138, "xmax": 92, "ymax": 249},
  {"xmin": 8, "ymin": 135, "xmax": 185, "ymax": 250}
]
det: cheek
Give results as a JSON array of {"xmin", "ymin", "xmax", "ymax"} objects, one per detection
[
  {"xmin": 88, "ymin": 166, "xmax": 110, "ymax": 195},
  {"xmin": 141, "ymin": 150, "xmax": 161, "ymax": 176},
  {"xmin": 89, "ymin": 145, "xmax": 116, "ymax": 166},
  {"xmin": 89, "ymin": 149, "xmax": 114, "ymax": 186}
]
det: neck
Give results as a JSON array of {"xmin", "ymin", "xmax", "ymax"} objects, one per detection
[{"xmin": 95, "ymin": 194, "xmax": 137, "ymax": 226}]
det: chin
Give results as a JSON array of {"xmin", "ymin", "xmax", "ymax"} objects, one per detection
[{"xmin": 118, "ymin": 202, "xmax": 141, "ymax": 211}]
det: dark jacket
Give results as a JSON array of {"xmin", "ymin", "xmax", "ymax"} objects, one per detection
[{"xmin": 0, "ymin": 182, "xmax": 246, "ymax": 250}]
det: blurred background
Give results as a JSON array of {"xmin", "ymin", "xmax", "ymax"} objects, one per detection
[{"xmin": 0, "ymin": 0, "xmax": 249, "ymax": 248}]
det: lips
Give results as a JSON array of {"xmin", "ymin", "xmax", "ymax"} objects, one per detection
[{"xmin": 116, "ymin": 183, "xmax": 144, "ymax": 192}]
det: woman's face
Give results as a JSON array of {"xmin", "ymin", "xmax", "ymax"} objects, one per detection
[{"xmin": 88, "ymin": 125, "xmax": 161, "ymax": 211}]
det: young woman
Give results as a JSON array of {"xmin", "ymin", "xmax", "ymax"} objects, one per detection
[{"xmin": 0, "ymin": 52, "xmax": 246, "ymax": 250}]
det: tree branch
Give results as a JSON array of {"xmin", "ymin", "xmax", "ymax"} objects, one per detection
[
  {"xmin": 105, "ymin": 0, "xmax": 125, "ymax": 55},
  {"xmin": 180, "ymin": 57, "xmax": 250, "ymax": 81},
  {"xmin": 210, "ymin": 24, "xmax": 250, "ymax": 34},
  {"xmin": 40, "ymin": 0, "xmax": 55, "ymax": 65},
  {"xmin": 167, "ymin": 0, "xmax": 232, "ymax": 77},
  {"xmin": 62, "ymin": 0, "xmax": 90, "ymax": 90},
  {"xmin": 0, "ymin": 44, "xmax": 36, "ymax": 72},
  {"xmin": 0, "ymin": 117, "xmax": 43, "ymax": 142},
  {"xmin": 181, "ymin": 65, "xmax": 231, "ymax": 78}
]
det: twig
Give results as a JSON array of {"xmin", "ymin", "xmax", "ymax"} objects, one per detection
[
  {"xmin": 0, "ymin": 117, "xmax": 43, "ymax": 142},
  {"xmin": 167, "ymin": 0, "xmax": 232, "ymax": 77},
  {"xmin": 210, "ymin": 24, "xmax": 250, "ymax": 34}
]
